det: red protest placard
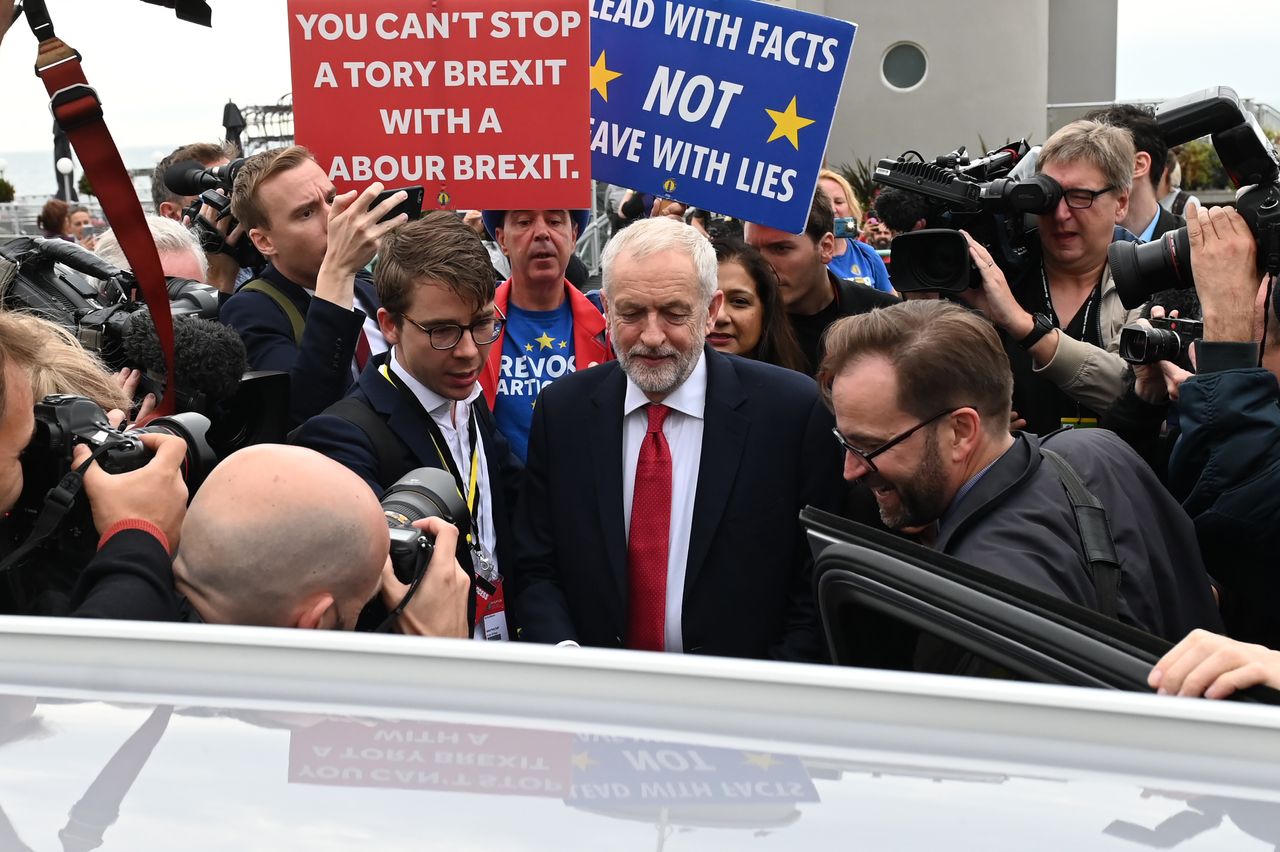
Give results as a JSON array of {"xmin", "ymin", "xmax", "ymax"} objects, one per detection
[{"xmin": 288, "ymin": 0, "xmax": 591, "ymax": 211}]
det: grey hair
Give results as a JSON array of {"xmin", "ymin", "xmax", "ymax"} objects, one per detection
[
  {"xmin": 601, "ymin": 217, "xmax": 717, "ymax": 303},
  {"xmin": 96, "ymin": 215, "xmax": 209, "ymax": 280}
]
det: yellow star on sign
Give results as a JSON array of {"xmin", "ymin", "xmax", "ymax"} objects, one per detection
[
  {"xmin": 764, "ymin": 97, "xmax": 815, "ymax": 150},
  {"xmin": 535, "ymin": 331, "xmax": 555, "ymax": 350},
  {"xmin": 558, "ymin": 340, "xmax": 568, "ymax": 349},
  {"xmin": 590, "ymin": 51, "xmax": 623, "ymax": 101},
  {"xmin": 571, "ymin": 751, "xmax": 597, "ymax": 770},
  {"xmin": 524, "ymin": 343, "xmax": 534, "ymax": 352},
  {"xmin": 742, "ymin": 752, "xmax": 780, "ymax": 770}
]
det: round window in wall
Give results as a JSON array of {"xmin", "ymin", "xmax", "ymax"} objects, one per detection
[{"xmin": 881, "ymin": 42, "xmax": 927, "ymax": 91}]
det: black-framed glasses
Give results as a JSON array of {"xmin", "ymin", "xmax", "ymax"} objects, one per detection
[
  {"xmin": 1061, "ymin": 185, "xmax": 1116, "ymax": 210},
  {"xmin": 832, "ymin": 407, "xmax": 961, "ymax": 475},
  {"xmin": 401, "ymin": 314, "xmax": 504, "ymax": 350}
]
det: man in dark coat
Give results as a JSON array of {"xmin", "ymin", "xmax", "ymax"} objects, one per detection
[
  {"xmin": 822, "ymin": 299, "xmax": 1221, "ymax": 641},
  {"xmin": 511, "ymin": 217, "xmax": 843, "ymax": 662}
]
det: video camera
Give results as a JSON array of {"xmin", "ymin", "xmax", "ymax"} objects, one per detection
[
  {"xmin": 1109, "ymin": 86, "xmax": 1280, "ymax": 310},
  {"xmin": 163, "ymin": 158, "xmax": 266, "ymax": 270},
  {"xmin": 0, "ymin": 236, "xmax": 290, "ymax": 455},
  {"xmin": 872, "ymin": 140, "xmax": 1062, "ymax": 294},
  {"xmin": 0, "ymin": 395, "xmax": 213, "ymax": 616},
  {"xmin": 1119, "ymin": 316, "xmax": 1204, "ymax": 365}
]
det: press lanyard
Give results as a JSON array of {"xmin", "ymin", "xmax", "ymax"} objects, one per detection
[
  {"xmin": 1039, "ymin": 263, "xmax": 1102, "ymax": 347},
  {"xmin": 380, "ymin": 363, "xmax": 489, "ymax": 565}
]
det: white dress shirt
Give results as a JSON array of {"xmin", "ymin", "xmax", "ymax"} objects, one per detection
[
  {"xmin": 622, "ymin": 351, "xmax": 707, "ymax": 653},
  {"xmin": 387, "ymin": 349, "xmax": 498, "ymax": 640}
]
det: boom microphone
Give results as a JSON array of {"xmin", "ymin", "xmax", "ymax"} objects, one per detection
[
  {"xmin": 31, "ymin": 237, "xmax": 125, "ymax": 282},
  {"xmin": 122, "ymin": 312, "xmax": 247, "ymax": 403}
]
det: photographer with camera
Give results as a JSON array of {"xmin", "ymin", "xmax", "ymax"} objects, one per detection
[
  {"xmin": 0, "ymin": 313, "xmax": 188, "ymax": 617},
  {"xmin": 960, "ymin": 120, "xmax": 1142, "ymax": 436},
  {"xmin": 1129, "ymin": 201, "xmax": 1280, "ymax": 647},
  {"xmin": 70, "ymin": 443, "xmax": 470, "ymax": 636},
  {"xmin": 220, "ymin": 147, "xmax": 408, "ymax": 425}
]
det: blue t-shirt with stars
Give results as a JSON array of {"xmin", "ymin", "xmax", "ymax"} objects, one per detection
[{"xmin": 493, "ymin": 301, "xmax": 576, "ymax": 461}]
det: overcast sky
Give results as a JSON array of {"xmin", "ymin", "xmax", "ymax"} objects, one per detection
[{"xmin": 0, "ymin": 0, "xmax": 1277, "ymax": 155}]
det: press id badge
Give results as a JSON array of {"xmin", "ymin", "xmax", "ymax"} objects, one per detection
[{"xmin": 472, "ymin": 549, "xmax": 508, "ymax": 641}]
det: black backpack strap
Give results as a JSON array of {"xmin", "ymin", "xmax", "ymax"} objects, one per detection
[
  {"xmin": 1039, "ymin": 448, "xmax": 1122, "ymax": 620},
  {"xmin": 307, "ymin": 396, "xmax": 407, "ymax": 490},
  {"xmin": 1171, "ymin": 190, "xmax": 1189, "ymax": 217}
]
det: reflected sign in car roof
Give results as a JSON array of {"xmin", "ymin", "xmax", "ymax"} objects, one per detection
[{"xmin": 0, "ymin": 617, "xmax": 1277, "ymax": 850}]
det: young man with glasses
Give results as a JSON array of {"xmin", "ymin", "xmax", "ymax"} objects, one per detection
[
  {"xmin": 295, "ymin": 213, "xmax": 520, "ymax": 641},
  {"xmin": 956, "ymin": 119, "xmax": 1143, "ymax": 436},
  {"xmin": 820, "ymin": 300, "xmax": 1221, "ymax": 642}
]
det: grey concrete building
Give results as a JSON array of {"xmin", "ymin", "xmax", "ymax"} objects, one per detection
[{"xmin": 790, "ymin": 0, "xmax": 1118, "ymax": 170}]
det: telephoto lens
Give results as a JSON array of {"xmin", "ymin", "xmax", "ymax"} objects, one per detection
[{"xmin": 380, "ymin": 468, "xmax": 468, "ymax": 584}]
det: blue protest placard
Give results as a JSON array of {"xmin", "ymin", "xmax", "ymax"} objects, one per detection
[{"xmin": 589, "ymin": 0, "xmax": 856, "ymax": 232}]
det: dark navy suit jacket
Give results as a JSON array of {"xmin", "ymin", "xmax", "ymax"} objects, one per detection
[
  {"xmin": 220, "ymin": 264, "xmax": 379, "ymax": 424},
  {"xmin": 511, "ymin": 346, "xmax": 843, "ymax": 662}
]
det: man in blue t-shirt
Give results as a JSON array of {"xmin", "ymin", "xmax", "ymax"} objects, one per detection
[
  {"xmin": 493, "ymin": 301, "xmax": 577, "ymax": 460},
  {"xmin": 479, "ymin": 209, "xmax": 613, "ymax": 461}
]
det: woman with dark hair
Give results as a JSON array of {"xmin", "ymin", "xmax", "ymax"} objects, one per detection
[
  {"xmin": 710, "ymin": 236, "xmax": 808, "ymax": 373},
  {"xmin": 36, "ymin": 199, "xmax": 72, "ymax": 241}
]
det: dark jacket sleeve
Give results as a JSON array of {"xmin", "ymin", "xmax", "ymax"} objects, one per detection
[
  {"xmin": 220, "ymin": 290, "xmax": 365, "ymax": 424},
  {"xmin": 1169, "ymin": 358, "xmax": 1280, "ymax": 556},
  {"xmin": 69, "ymin": 530, "xmax": 182, "ymax": 622},
  {"xmin": 291, "ymin": 412, "xmax": 384, "ymax": 496},
  {"xmin": 509, "ymin": 394, "xmax": 578, "ymax": 644}
]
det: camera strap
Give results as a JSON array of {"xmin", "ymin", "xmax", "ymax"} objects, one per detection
[
  {"xmin": 0, "ymin": 442, "xmax": 114, "ymax": 582},
  {"xmin": 22, "ymin": 0, "xmax": 179, "ymax": 415}
]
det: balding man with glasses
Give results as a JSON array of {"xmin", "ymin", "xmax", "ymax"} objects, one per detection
[
  {"xmin": 295, "ymin": 213, "xmax": 521, "ymax": 641},
  {"xmin": 956, "ymin": 119, "xmax": 1145, "ymax": 437}
]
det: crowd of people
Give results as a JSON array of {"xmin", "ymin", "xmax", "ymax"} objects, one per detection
[{"xmin": 0, "ymin": 0, "xmax": 1276, "ymax": 701}]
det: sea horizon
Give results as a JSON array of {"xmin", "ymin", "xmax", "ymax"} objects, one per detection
[{"xmin": 0, "ymin": 144, "xmax": 180, "ymax": 199}]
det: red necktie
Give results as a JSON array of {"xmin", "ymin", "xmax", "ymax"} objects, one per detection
[
  {"xmin": 355, "ymin": 330, "xmax": 372, "ymax": 372},
  {"xmin": 626, "ymin": 403, "xmax": 672, "ymax": 651}
]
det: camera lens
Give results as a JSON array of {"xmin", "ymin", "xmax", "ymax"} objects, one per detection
[
  {"xmin": 381, "ymin": 468, "xmax": 468, "ymax": 583},
  {"xmin": 132, "ymin": 413, "xmax": 215, "ymax": 491},
  {"xmin": 890, "ymin": 229, "xmax": 973, "ymax": 294},
  {"xmin": 1110, "ymin": 228, "xmax": 1194, "ymax": 310},
  {"xmin": 1119, "ymin": 326, "xmax": 1184, "ymax": 364}
]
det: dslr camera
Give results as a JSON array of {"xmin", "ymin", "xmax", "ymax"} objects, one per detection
[
  {"xmin": 163, "ymin": 158, "xmax": 266, "ymax": 270},
  {"xmin": 872, "ymin": 141, "xmax": 1063, "ymax": 294},
  {"xmin": 1109, "ymin": 86, "xmax": 1280, "ymax": 310},
  {"xmin": 1119, "ymin": 316, "xmax": 1204, "ymax": 365},
  {"xmin": 1, "ymin": 395, "xmax": 214, "ymax": 616},
  {"xmin": 379, "ymin": 468, "xmax": 468, "ymax": 584}
]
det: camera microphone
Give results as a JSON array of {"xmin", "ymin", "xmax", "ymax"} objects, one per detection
[
  {"xmin": 163, "ymin": 159, "xmax": 228, "ymax": 197},
  {"xmin": 122, "ymin": 311, "xmax": 248, "ymax": 402}
]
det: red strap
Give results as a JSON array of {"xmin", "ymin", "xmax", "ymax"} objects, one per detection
[
  {"xmin": 33, "ymin": 37, "xmax": 178, "ymax": 415},
  {"xmin": 355, "ymin": 330, "xmax": 372, "ymax": 372}
]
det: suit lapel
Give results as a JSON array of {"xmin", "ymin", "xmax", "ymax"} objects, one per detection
[
  {"xmin": 589, "ymin": 369, "xmax": 630, "ymax": 604},
  {"xmin": 362, "ymin": 361, "xmax": 450, "ymax": 474},
  {"xmin": 685, "ymin": 349, "xmax": 748, "ymax": 596}
]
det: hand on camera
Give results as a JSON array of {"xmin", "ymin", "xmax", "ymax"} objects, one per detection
[
  {"xmin": 1150, "ymin": 628, "xmax": 1280, "ymax": 699},
  {"xmin": 379, "ymin": 516, "xmax": 470, "ymax": 638},
  {"xmin": 114, "ymin": 368, "xmax": 158, "ymax": 426},
  {"xmin": 958, "ymin": 231, "xmax": 1038, "ymax": 341},
  {"xmin": 73, "ymin": 432, "xmax": 188, "ymax": 554},
  {"xmin": 189, "ymin": 191, "xmax": 244, "ymax": 295},
  {"xmin": 1131, "ymin": 307, "xmax": 1194, "ymax": 405},
  {"xmin": 1186, "ymin": 201, "xmax": 1262, "ymax": 343}
]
